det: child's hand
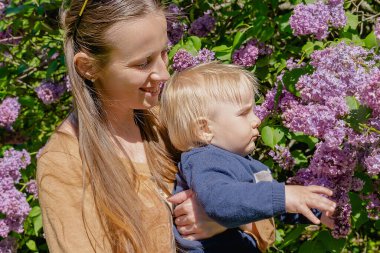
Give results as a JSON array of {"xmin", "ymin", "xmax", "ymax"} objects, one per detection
[
  {"xmin": 320, "ymin": 211, "xmax": 335, "ymax": 229},
  {"xmin": 285, "ymin": 185, "xmax": 336, "ymax": 225}
]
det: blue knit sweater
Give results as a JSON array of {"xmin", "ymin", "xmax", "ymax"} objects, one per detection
[{"xmin": 173, "ymin": 145, "xmax": 286, "ymax": 253}]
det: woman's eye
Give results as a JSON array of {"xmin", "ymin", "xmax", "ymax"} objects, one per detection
[{"xmin": 137, "ymin": 61, "xmax": 149, "ymax": 69}]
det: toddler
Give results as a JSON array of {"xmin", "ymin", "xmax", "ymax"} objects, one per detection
[{"xmin": 160, "ymin": 62, "xmax": 336, "ymax": 253}]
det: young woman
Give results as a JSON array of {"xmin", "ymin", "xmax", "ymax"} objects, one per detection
[{"xmin": 37, "ymin": 1, "xmax": 223, "ymax": 252}]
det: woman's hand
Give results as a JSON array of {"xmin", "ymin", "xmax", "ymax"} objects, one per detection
[{"xmin": 167, "ymin": 189, "xmax": 226, "ymax": 240}]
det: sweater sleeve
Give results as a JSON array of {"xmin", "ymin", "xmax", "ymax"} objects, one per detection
[
  {"xmin": 37, "ymin": 150, "xmax": 111, "ymax": 253},
  {"xmin": 180, "ymin": 151, "xmax": 286, "ymax": 228}
]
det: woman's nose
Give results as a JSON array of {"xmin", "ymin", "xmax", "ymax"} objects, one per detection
[{"xmin": 151, "ymin": 56, "xmax": 170, "ymax": 81}]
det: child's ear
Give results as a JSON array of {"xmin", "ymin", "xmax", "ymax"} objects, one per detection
[{"xmin": 195, "ymin": 117, "xmax": 214, "ymax": 143}]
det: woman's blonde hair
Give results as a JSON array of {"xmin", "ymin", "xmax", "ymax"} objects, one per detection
[
  {"xmin": 160, "ymin": 62, "xmax": 258, "ymax": 152},
  {"xmin": 61, "ymin": 1, "xmax": 177, "ymax": 252}
]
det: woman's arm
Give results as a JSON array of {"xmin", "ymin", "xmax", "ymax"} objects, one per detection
[{"xmin": 37, "ymin": 150, "xmax": 111, "ymax": 252}]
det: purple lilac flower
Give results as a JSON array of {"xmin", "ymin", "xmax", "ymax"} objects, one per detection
[
  {"xmin": 166, "ymin": 4, "xmax": 186, "ymax": 46},
  {"xmin": 323, "ymin": 120, "xmax": 348, "ymax": 148},
  {"xmin": 254, "ymin": 87, "xmax": 277, "ymax": 121},
  {"xmin": 172, "ymin": 48, "xmax": 215, "ymax": 72},
  {"xmin": 290, "ymin": 1, "xmax": 346, "ymax": 40},
  {"xmin": 351, "ymin": 177, "xmax": 364, "ymax": 192},
  {"xmin": 188, "ymin": 12, "xmax": 215, "ymax": 37},
  {"xmin": 289, "ymin": 142, "xmax": 357, "ymax": 238},
  {"xmin": 246, "ymin": 39, "xmax": 273, "ymax": 56},
  {"xmin": 364, "ymin": 149, "xmax": 380, "ymax": 176},
  {"xmin": 232, "ymin": 40, "xmax": 259, "ymax": 67},
  {"xmin": 289, "ymin": 2, "xmax": 330, "ymax": 40},
  {"xmin": 363, "ymin": 193, "xmax": 380, "ymax": 220},
  {"xmin": 172, "ymin": 49, "xmax": 197, "ymax": 71},
  {"xmin": 282, "ymin": 103, "xmax": 338, "ymax": 139},
  {"xmin": 167, "ymin": 3, "xmax": 181, "ymax": 15},
  {"xmin": 0, "ymin": 236, "xmax": 17, "ymax": 253},
  {"xmin": 328, "ymin": 3, "xmax": 347, "ymax": 28},
  {"xmin": 26, "ymin": 180, "xmax": 38, "ymax": 199},
  {"xmin": 286, "ymin": 57, "xmax": 306, "ymax": 70},
  {"xmin": 196, "ymin": 48, "xmax": 215, "ymax": 63},
  {"xmin": 63, "ymin": 75, "xmax": 72, "ymax": 92},
  {"xmin": 374, "ymin": 18, "xmax": 380, "ymax": 40},
  {"xmin": 167, "ymin": 21, "xmax": 187, "ymax": 46},
  {"xmin": 268, "ymin": 145, "xmax": 295, "ymax": 170},
  {"xmin": 0, "ymin": 97, "xmax": 21, "ymax": 128},
  {"xmin": 0, "ymin": 148, "xmax": 32, "ymax": 238},
  {"xmin": 35, "ymin": 81, "xmax": 66, "ymax": 104},
  {"xmin": 357, "ymin": 69, "xmax": 380, "ymax": 115}
]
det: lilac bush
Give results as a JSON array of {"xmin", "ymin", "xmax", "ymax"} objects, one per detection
[{"xmin": 258, "ymin": 42, "xmax": 380, "ymax": 238}]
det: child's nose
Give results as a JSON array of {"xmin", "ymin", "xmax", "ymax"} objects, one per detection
[{"xmin": 252, "ymin": 116, "xmax": 261, "ymax": 129}]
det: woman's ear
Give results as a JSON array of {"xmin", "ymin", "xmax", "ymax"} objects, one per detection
[
  {"xmin": 73, "ymin": 52, "xmax": 97, "ymax": 81},
  {"xmin": 195, "ymin": 117, "xmax": 214, "ymax": 143}
]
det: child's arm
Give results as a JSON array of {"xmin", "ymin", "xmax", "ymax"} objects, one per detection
[{"xmin": 182, "ymin": 152, "xmax": 286, "ymax": 227}]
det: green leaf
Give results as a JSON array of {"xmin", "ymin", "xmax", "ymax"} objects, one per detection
[
  {"xmin": 317, "ymin": 231, "xmax": 346, "ymax": 252},
  {"xmin": 187, "ymin": 36, "xmax": 202, "ymax": 51},
  {"xmin": 259, "ymin": 26, "xmax": 274, "ymax": 42},
  {"xmin": 352, "ymin": 210, "xmax": 369, "ymax": 230},
  {"xmin": 363, "ymin": 31, "xmax": 379, "ymax": 49},
  {"xmin": 299, "ymin": 239, "xmax": 325, "ymax": 253},
  {"xmin": 232, "ymin": 31, "xmax": 244, "ymax": 50},
  {"xmin": 29, "ymin": 206, "xmax": 41, "ymax": 217},
  {"xmin": 278, "ymin": 225, "xmax": 306, "ymax": 249},
  {"xmin": 302, "ymin": 41, "xmax": 324, "ymax": 56},
  {"xmin": 261, "ymin": 126, "xmax": 285, "ymax": 148},
  {"xmin": 26, "ymin": 239, "xmax": 38, "ymax": 251},
  {"xmin": 291, "ymin": 150, "xmax": 308, "ymax": 167},
  {"xmin": 282, "ymin": 67, "xmax": 313, "ymax": 97},
  {"xmin": 345, "ymin": 96, "xmax": 360, "ymax": 110},
  {"xmin": 288, "ymin": 132, "xmax": 319, "ymax": 150},
  {"xmin": 33, "ymin": 213, "xmax": 43, "ymax": 235},
  {"xmin": 345, "ymin": 12, "xmax": 359, "ymax": 30}
]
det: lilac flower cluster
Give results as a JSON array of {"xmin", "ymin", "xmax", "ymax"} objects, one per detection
[
  {"xmin": 232, "ymin": 40, "xmax": 259, "ymax": 67},
  {"xmin": 268, "ymin": 145, "xmax": 295, "ymax": 170},
  {"xmin": 0, "ymin": 148, "xmax": 31, "ymax": 239},
  {"xmin": 0, "ymin": 97, "xmax": 21, "ymax": 129},
  {"xmin": 188, "ymin": 11, "xmax": 216, "ymax": 38},
  {"xmin": 286, "ymin": 57, "xmax": 306, "ymax": 70},
  {"xmin": 172, "ymin": 48, "xmax": 215, "ymax": 71},
  {"xmin": 357, "ymin": 69, "xmax": 380, "ymax": 115},
  {"xmin": 26, "ymin": 180, "xmax": 38, "ymax": 199},
  {"xmin": 0, "ymin": 237, "xmax": 17, "ymax": 253},
  {"xmin": 289, "ymin": 0, "xmax": 346, "ymax": 40},
  {"xmin": 363, "ymin": 192, "xmax": 380, "ymax": 220},
  {"xmin": 35, "ymin": 81, "xmax": 66, "ymax": 104},
  {"xmin": 364, "ymin": 148, "xmax": 380, "ymax": 176},
  {"xmin": 258, "ymin": 42, "xmax": 380, "ymax": 238},
  {"xmin": 166, "ymin": 4, "xmax": 187, "ymax": 46},
  {"xmin": 375, "ymin": 18, "xmax": 380, "ymax": 40}
]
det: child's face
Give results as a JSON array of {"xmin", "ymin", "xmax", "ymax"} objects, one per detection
[{"xmin": 208, "ymin": 91, "xmax": 261, "ymax": 156}]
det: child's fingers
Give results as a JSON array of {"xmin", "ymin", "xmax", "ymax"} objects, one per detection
[
  {"xmin": 300, "ymin": 207, "xmax": 321, "ymax": 225},
  {"xmin": 308, "ymin": 195, "xmax": 336, "ymax": 213},
  {"xmin": 177, "ymin": 224, "xmax": 200, "ymax": 236},
  {"xmin": 307, "ymin": 185, "xmax": 333, "ymax": 196},
  {"xmin": 172, "ymin": 199, "xmax": 193, "ymax": 217}
]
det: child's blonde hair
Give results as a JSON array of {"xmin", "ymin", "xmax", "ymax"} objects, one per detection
[{"xmin": 160, "ymin": 62, "xmax": 258, "ymax": 152}]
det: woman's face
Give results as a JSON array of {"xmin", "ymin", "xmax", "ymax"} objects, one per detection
[{"xmin": 95, "ymin": 12, "xmax": 169, "ymax": 112}]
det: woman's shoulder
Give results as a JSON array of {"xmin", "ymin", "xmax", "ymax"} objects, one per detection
[
  {"xmin": 37, "ymin": 118, "xmax": 83, "ymax": 182},
  {"xmin": 39, "ymin": 118, "xmax": 80, "ymax": 160}
]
